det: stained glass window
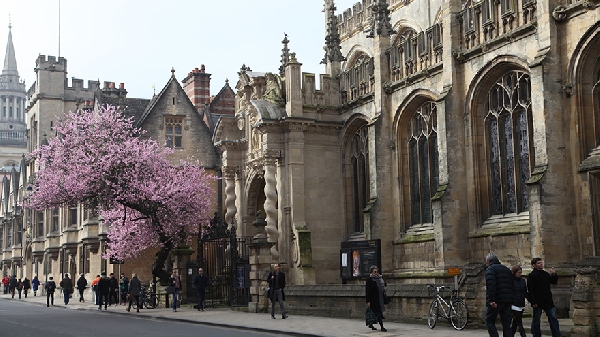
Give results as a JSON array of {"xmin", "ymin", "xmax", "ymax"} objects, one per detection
[
  {"xmin": 351, "ymin": 125, "xmax": 369, "ymax": 233},
  {"xmin": 485, "ymin": 71, "xmax": 532, "ymax": 216},
  {"xmin": 408, "ymin": 102, "xmax": 439, "ymax": 226}
]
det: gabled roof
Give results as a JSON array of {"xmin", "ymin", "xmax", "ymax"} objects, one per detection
[{"xmin": 134, "ymin": 69, "xmax": 202, "ymax": 129}]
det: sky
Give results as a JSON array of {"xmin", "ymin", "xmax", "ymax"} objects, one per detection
[{"xmin": 0, "ymin": 0, "xmax": 358, "ymax": 99}]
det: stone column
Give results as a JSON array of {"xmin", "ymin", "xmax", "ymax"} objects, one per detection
[
  {"xmin": 247, "ymin": 212, "xmax": 275, "ymax": 313},
  {"xmin": 223, "ymin": 167, "xmax": 237, "ymax": 229},
  {"xmin": 263, "ymin": 158, "xmax": 279, "ymax": 259}
]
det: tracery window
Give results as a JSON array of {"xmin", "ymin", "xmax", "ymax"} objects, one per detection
[
  {"xmin": 351, "ymin": 125, "xmax": 369, "ymax": 233},
  {"xmin": 36, "ymin": 211, "xmax": 44, "ymax": 238},
  {"xmin": 165, "ymin": 117, "xmax": 183, "ymax": 148},
  {"xmin": 408, "ymin": 102, "xmax": 439, "ymax": 226},
  {"xmin": 485, "ymin": 70, "xmax": 532, "ymax": 216}
]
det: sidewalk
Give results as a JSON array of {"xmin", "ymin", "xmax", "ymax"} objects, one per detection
[{"xmin": 1, "ymin": 292, "xmax": 572, "ymax": 336}]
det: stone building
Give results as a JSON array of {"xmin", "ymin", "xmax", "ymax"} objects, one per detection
[
  {"xmin": 0, "ymin": 22, "xmax": 27, "ymax": 173},
  {"xmin": 0, "ymin": 47, "xmax": 232, "ymax": 296},
  {"xmin": 214, "ymin": 0, "xmax": 600, "ymax": 323}
]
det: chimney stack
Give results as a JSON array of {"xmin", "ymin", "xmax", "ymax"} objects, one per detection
[{"xmin": 182, "ymin": 64, "xmax": 211, "ymax": 110}]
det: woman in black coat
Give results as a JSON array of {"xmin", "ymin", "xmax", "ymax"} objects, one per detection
[
  {"xmin": 365, "ymin": 265, "xmax": 387, "ymax": 332},
  {"xmin": 510, "ymin": 265, "xmax": 528, "ymax": 337}
]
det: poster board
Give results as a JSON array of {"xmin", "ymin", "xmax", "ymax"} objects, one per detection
[{"xmin": 340, "ymin": 239, "xmax": 381, "ymax": 280}]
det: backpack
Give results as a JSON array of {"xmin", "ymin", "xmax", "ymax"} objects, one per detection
[
  {"xmin": 17, "ymin": 282, "xmax": 23, "ymax": 290},
  {"xmin": 47, "ymin": 281, "xmax": 56, "ymax": 293}
]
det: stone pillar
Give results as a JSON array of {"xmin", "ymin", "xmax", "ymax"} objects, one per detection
[
  {"xmin": 571, "ymin": 257, "xmax": 600, "ymax": 337},
  {"xmin": 263, "ymin": 158, "xmax": 279, "ymax": 259},
  {"xmin": 171, "ymin": 247, "xmax": 194, "ymax": 305},
  {"xmin": 247, "ymin": 212, "xmax": 275, "ymax": 313},
  {"xmin": 285, "ymin": 53, "xmax": 303, "ymax": 117},
  {"xmin": 223, "ymin": 167, "xmax": 237, "ymax": 228}
]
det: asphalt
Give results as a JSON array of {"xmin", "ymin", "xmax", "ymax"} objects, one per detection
[{"xmin": 1, "ymin": 291, "xmax": 574, "ymax": 336}]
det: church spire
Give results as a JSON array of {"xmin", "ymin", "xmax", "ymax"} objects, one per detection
[{"xmin": 3, "ymin": 17, "xmax": 19, "ymax": 77}]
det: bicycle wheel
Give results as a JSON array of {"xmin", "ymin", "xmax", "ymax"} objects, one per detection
[
  {"xmin": 144, "ymin": 294, "xmax": 158, "ymax": 309},
  {"xmin": 427, "ymin": 300, "xmax": 439, "ymax": 329},
  {"xmin": 450, "ymin": 300, "xmax": 468, "ymax": 330}
]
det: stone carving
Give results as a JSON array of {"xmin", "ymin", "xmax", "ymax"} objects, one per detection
[
  {"xmin": 263, "ymin": 164, "xmax": 279, "ymax": 259},
  {"xmin": 263, "ymin": 72, "xmax": 284, "ymax": 106}
]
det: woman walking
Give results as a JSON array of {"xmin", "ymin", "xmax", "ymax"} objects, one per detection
[
  {"xmin": 511, "ymin": 265, "xmax": 528, "ymax": 337},
  {"xmin": 365, "ymin": 265, "xmax": 387, "ymax": 332}
]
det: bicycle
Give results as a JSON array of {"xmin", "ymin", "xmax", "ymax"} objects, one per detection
[
  {"xmin": 131, "ymin": 285, "xmax": 160, "ymax": 309},
  {"xmin": 426, "ymin": 284, "xmax": 468, "ymax": 330}
]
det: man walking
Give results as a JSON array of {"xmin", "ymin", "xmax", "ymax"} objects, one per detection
[
  {"xmin": 527, "ymin": 258, "xmax": 563, "ymax": 337},
  {"xmin": 193, "ymin": 268, "xmax": 209, "ymax": 311},
  {"xmin": 485, "ymin": 253, "xmax": 514, "ymax": 337},
  {"xmin": 60, "ymin": 274, "xmax": 73, "ymax": 305},
  {"xmin": 97, "ymin": 271, "xmax": 111, "ymax": 310},
  {"xmin": 267, "ymin": 263, "xmax": 288, "ymax": 319},
  {"xmin": 45, "ymin": 276, "xmax": 56, "ymax": 307},
  {"xmin": 77, "ymin": 273, "xmax": 87, "ymax": 302}
]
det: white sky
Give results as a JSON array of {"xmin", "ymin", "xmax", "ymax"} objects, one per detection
[{"xmin": 1, "ymin": 0, "xmax": 357, "ymax": 99}]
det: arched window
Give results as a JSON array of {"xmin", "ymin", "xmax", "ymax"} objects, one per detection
[
  {"xmin": 350, "ymin": 125, "xmax": 369, "ymax": 233},
  {"xmin": 407, "ymin": 102, "xmax": 439, "ymax": 226},
  {"xmin": 485, "ymin": 70, "xmax": 532, "ymax": 215}
]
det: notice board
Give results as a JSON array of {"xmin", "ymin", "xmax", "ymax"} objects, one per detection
[{"xmin": 340, "ymin": 239, "xmax": 381, "ymax": 280}]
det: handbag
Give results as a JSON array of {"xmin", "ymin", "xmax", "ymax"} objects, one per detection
[
  {"xmin": 383, "ymin": 292, "xmax": 391, "ymax": 305},
  {"xmin": 127, "ymin": 293, "xmax": 133, "ymax": 301},
  {"xmin": 166, "ymin": 286, "xmax": 176, "ymax": 294},
  {"xmin": 365, "ymin": 308, "xmax": 378, "ymax": 326}
]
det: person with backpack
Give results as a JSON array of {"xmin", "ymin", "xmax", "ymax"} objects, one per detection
[
  {"xmin": 60, "ymin": 274, "xmax": 73, "ymax": 305},
  {"xmin": 22, "ymin": 277, "xmax": 31, "ymax": 298},
  {"xmin": 16, "ymin": 278, "xmax": 23, "ymax": 299},
  {"xmin": 45, "ymin": 276, "xmax": 56, "ymax": 307}
]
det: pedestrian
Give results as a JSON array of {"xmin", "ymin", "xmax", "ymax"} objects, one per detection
[
  {"xmin": 485, "ymin": 252, "xmax": 514, "ymax": 337},
  {"xmin": 45, "ymin": 276, "xmax": 56, "ymax": 307},
  {"xmin": 126, "ymin": 273, "xmax": 141, "ymax": 313},
  {"xmin": 510, "ymin": 265, "xmax": 528, "ymax": 337},
  {"xmin": 168, "ymin": 269, "xmax": 182, "ymax": 312},
  {"xmin": 2, "ymin": 275, "xmax": 8, "ymax": 294},
  {"xmin": 527, "ymin": 258, "xmax": 563, "ymax": 337},
  {"xmin": 91, "ymin": 274, "xmax": 100, "ymax": 304},
  {"xmin": 365, "ymin": 265, "xmax": 386, "ymax": 331},
  {"xmin": 22, "ymin": 277, "xmax": 31, "ymax": 298},
  {"xmin": 77, "ymin": 273, "xmax": 87, "ymax": 302},
  {"xmin": 32, "ymin": 276, "xmax": 40, "ymax": 296},
  {"xmin": 120, "ymin": 272, "xmax": 129, "ymax": 305},
  {"xmin": 267, "ymin": 263, "xmax": 288, "ymax": 320},
  {"xmin": 16, "ymin": 278, "xmax": 23, "ymax": 299},
  {"xmin": 109, "ymin": 273, "xmax": 118, "ymax": 305},
  {"xmin": 8, "ymin": 275, "xmax": 17, "ymax": 298},
  {"xmin": 193, "ymin": 268, "xmax": 209, "ymax": 311},
  {"xmin": 59, "ymin": 273, "xmax": 73, "ymax": 305},
  {"xmin": 97, "ymin": 271, "xmax": 111, "ymax": 310}
]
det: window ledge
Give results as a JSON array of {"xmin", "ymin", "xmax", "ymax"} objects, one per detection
[
  {"xmin": 395, "ymin": 225, "xmax": 435, "ymax": 244},
  {"xmin": 469, "ymin": 213, "xmax": 530, "ymax": 238}
]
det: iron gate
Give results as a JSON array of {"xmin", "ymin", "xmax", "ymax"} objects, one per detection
[{"xmin": 196, "ymin": 214, "xmax": 251, "ymax": 307}]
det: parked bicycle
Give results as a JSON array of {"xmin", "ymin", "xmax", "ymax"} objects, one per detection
[
  {"xmin": 131, "ymin": 285, "xmax": 160, "ymax": 309},
  {"xmin": 426, "ymin": 284, "xmax": 468, "ymax": 330}
]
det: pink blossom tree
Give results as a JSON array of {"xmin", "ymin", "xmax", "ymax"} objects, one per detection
[{"xmin": 26, "ymin": 106, "xmax": 216, "ymax": 281}]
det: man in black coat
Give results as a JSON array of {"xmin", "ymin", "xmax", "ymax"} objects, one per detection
[
  {"xmin": 193, "ymin": 268, "xmax": 209, "ymax": 311},
  {"xmin": 76, "ymin": 273, "xmax": 87, "ymax": 302},
  {"xmin": 59, "ymin": 274, "xmax": 73, "ymax": 305},
  {"xmin": 485, "ymin": 252, "xmax": 514, "ymax": 337},
  {"xmin": 527, "ymin": 258, "xmax": 563, "ymax": 337},
  {"xmin": 267, "ymin": 264, "xmax": 287, "ymax": 319},
  {"xmin": 97, "ymin": 271, "xmax": 111, "ymax": 310}
]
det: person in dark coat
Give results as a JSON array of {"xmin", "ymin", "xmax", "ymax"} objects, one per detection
[
  {"xmin": 120, "ymin": 273, "xmax": 129, "ymax": 305},
  {"xmin": 32, "ymin": 276, "xmax": 40, "ymax": 296},
  {"xmin": 16, "ymin": 278, "xmax": 23, "ymax": 299},
  {"xmin": 168, "ymin": 269, "xmax": 182, "ymax": 312},
  {"xmin": 97, "ymin": 271, "xmax": 111, "ymax": 310},
  {"xmin": 45, "ymin": 276, "xmax": 56, "ymax": 307},
  {"xmin": 22, "ymin": 277, "xmax": 31, "ymax": 298},
  {"xmin": 365, "ymin": 265, "xmax": 387, "ymax": 332},
  {"xmin": 485, "ymin": 252, "xmax": 514, "ymax": 337},
  {"xmin": 126, "ymin": 273, "xmax": 142, "ymax": 313},
  {"xmin": 527, "ymin": 258, "xmax": 563, "ymax": 337},
  {"xmin": 510, "ymin": 266, "xmax": 528, "ymax": 337},
  {"xmin": 8, "ymin": 275, "xmax": 17, "ymax": 298},
  {"xmin": 59, "ymin": 274, "xmax": 73, "ymax": 305},
  {"xmin": 76, "ymin": 274, "xmax": 87, "ymax": 302},
  {"xmin": 108, "ymin": 273, "xmax": 119, "ymax": 305},
  {"xmin": 267, "ymin": 263, "xmax": 287, "ymax": 319},
  {"xmin": 193, "ymin": 268, "xmax": 209, "ymax": 311}
]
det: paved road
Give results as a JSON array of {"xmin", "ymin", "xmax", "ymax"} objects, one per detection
[{"xmin": 0, "ymin": 292, "xmax": 572, "ymax": 336}]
